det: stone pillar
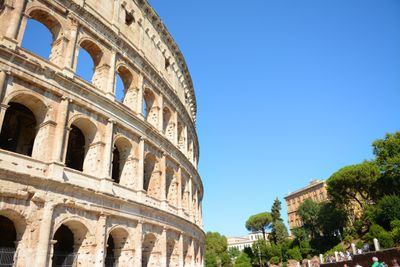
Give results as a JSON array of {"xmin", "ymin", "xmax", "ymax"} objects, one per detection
[
  {"xmin": 373, "ymin": 238, "xmax": 380, "ymax": 251},
  {"xmin": 103, "ymin": 119, "xmax": 115, "ymax": 178},
  {"xmin": 177, "ymin": 167, "xmax": 183, "ymax": 214},
  {"xmin": 0, "ymin": 70, "xmax": 7, "ymax": 102},
  {"xmin": 134, "ymin": 221, "xmax": 143, "ymax": 267},
  {"xmin": 188, "ymin": 177, "xmax": 193, "ymax": 221},
  {"xmin": 94, "ymin": 214, "xmax": 108, "ymax": 267},
  {"xmin": 160, "ymin": 227, "xmax": 167, "ymax": 267},
  {"xmin": 63, "ymin": 16, "xmax": 79, "ymax": 75},
  {"xmin": 15, "ymin": 11, "xmax": 29, "ymax": 46},
  {"xmin": 2, "ymin": 0, "xmax": 27, "ymax": 48},
  {"xmin": 137, "ymin": 74, "xmax": 144, "ymax": 116},
  {"xmin": 111, "ymin": 0, "xmax": 121, "ymax": 31},
  {"xmin": 178, "ymin": 232, "xmax": 184, "ymax": 267},
  {"xmin": 174, "ymin": 112, "xmax": 178, "ymax": 146},
  {"xmin": 183, "ymin": 125, "xmax": 188, "ymax": 155},
  {"xmin": 136, "ymin": 137, "xmax": 145, "ymax": 194},
  {"xmin": 158, "ymin": 95, "xmax": 164, "ymax": 132},
  {"xmin": 52, "ymin": 96, "xmax": 71, "ymax": 162},
  {"xmin": 106, "ymin": 50, "xmax": 117, "ymax": 100},
  {"xmin": 160, "ymin": 152, "xmax": 167, "ymax": 204},
  {"xmin": 34, "ymin": 202, "xmax": 55, "ymax": 267}
]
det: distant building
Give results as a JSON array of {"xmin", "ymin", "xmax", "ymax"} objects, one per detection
[
  {"xmin": 284, "ymin": 180, "xmax": 328, "ymax": 232},
  {"xmin": 227, "ymin": 232, "xmax": 265, "ymax": 251}
]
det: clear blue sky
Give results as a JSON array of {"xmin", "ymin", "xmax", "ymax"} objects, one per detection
[
  {"xmin": 148, "ymin": 0, "xmax": 400, "ymax": 237},
  {"xmin": 22, "ymin": 0, "xmax": 400, "ymax": 237}
]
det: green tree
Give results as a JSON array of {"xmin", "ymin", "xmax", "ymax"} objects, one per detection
[
  {"xmin": 373, "ymin": 132, "xmax": 400, "ymax": 196},
  {"xmin": 317, "ymin": 202, "xmax": 347, "ymax": 237},
  {"xmin": 234, "ymin": 252, "xmax": 252, "ymax": 267},
  {"xmin": 297, "ymin": 199, "xmax": 321, "ymax": 238},
  {"xmin": 205, "ymin": 232, "xmax": 232, "ymax": 267},
  {"xmin": 363, "ymin": 224, "xmax": 394, "ymax": 249},
  {"xmin": 245, "ymin": 212, "xmax": 272, "ymax": 240},
  {"xmin": 327, "ymin": 161, "xmax": 379, "ymax": 210},
  {"xmin": 228, "ymin": 247, "xmax": 240, "ymax": 259},
  {"xmin": 374, "ymin": 195, "xmax": 400, "ymax": 230},
  {"xmin": 270, "ymin": 198, "xmax": 289, "ymax": 245},
  {"xmin": 285, "ymin": 247, "xmax": 302, "ymax": 261}
]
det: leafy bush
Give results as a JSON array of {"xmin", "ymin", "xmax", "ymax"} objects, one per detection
[
  {"xmin": 270, "ymin": 256, "xmax": 280, "ymax": 265},
  {"xmin": 390, "ymin": 219, "xmax": 400, "ymax": 243},
  {"xmin": 234, "ymin": 252, "xmax": 252, "ymax": 267},
  {"xmin": 364, "ymin": 224, "xmax": 394, "ymax": 249},
  {"xmin": 375, "ymin": 195, "xmax": 400, "ymax": 230},
  {"xmin": 285, "ymin": 246, "xmax": 302, "ymax": 261}
]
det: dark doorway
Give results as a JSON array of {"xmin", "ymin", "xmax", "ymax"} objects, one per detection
[
  {"xmin": 65, "ymin": 125, "xmax": 85, "ymax": 171},
  {"xmin": 111, "ymin": 146, "xmax": 120, "ymax": 183},
  {"xmin": 52, "ymin": 225, "xmax": 75, "ymax": 267},
  {"xmin": 0, "ymin": 102, "xmax": 37, "ymax": 156},
  {"xmin": 104, "ymin": 235, "xmax": 116, "ymax": 267},
  {"xmin": 0, "ymin": 215, "xmax": 17, "ymax": 266}
]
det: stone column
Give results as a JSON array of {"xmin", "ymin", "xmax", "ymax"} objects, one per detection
[
  {"xmin": 160, "ymin": 227, "xmax": 167, "ymax": 267},
  {"xmin": 63, "ymin": 16, "xmax": 79, "ymax": 76},
  {"xmin": 52, "ymin": 96, "xmax": 70, "ymax": 162},
  {"xmin": 183, "ymin": 125, "xmax": 188, "ymax": 155},
  {"xmin": 178, "ymin": 232, "xmax": 184, "ymax": 267},
  {"xmin": 174, "ymin": 112, "xmax": 178, "ymax": 145},
  {"xmin": 94, "ymin": 214, "xmax": 108, "ymax": 267},
  {"xmin": 15, "ymin": 11, "xmax": 29, "ymax": 46},
  {"xmin": 177, "ymin": 167, "xmax": 183, "ymax": 215},
  {"xmin": 160, "ymin": 152, "xmax": 167, "ymax": 204},
  {"xmin": 158, "ymin": 95, "xmax": 164, "ymax": 132},
  {"xmin": 0, "ymin": 70, "xmax": 7, "ymax": 102},
  {"xmin": 134, "ymin": 221, "xmax": 143, "ymax": 267},
  {"xmin": 34, "ymin": 202, "xmax": 55, "ymax": 267},
  {"xmin": 188, "ymin": 177, "xmax": 193, "ymax": 221},
  {"xmin": 137, "ymin": 74, "xmax": 144, "ymax": 116},
  {"xmin": 111, "ymin": 0, "xmax": 121, "ymax": 31},
  {"xmin": 103, "ymin": 119, "xmax": 115, "ymax": 178},
  {"xmin": 106, "ymin": 50, "xmax": 117, "ymax": 100},
  {"xmin": 2, "ymin": 0, "xmax": 27, "ymax": 48},
  {"xmin": 136, "ymin": 137, "xmax": 145, "ymax": 195}
]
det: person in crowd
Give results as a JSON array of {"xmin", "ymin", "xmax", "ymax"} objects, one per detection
[
  {"xmin": 392, "ymin": 259, "xmax": 399, "ymax": 267},
  {"xmin": 372, "ymin": 257, "xmax": 380, "ymax": 267}
]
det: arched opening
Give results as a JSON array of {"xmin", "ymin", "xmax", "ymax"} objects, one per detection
[
  {"xmin": 115, "ymin": 74, "xmax": 125, "ymax": 102},
  {"xmin": 52, "ymin": 225, "xmax": 75, "ymax": 267},
  {"xmin": 76, "ymin": 47, "xmax": 95, "ymax": 82},
  {"xmin": 105, "ymin": 227, "xmax": 130, "ymax": 267},
  {"xmin": 65, "ymin": 125, "xmax": 85, "ymax": 171},
  {"xmin": 0, "ymin": 215, "xmax": 17, "ymax": 266},
  {"xmin": 143, "ymin": 153, "xmax": 160, "ymax": 198},
  {"xmin": 76, "ymin": 40, "xmax": 103, "ymax": 84},
  {"xmin": 105, "ymin": 235, "xmax": 116, "ymax": 267},
  {"xmin": 167, "ymin": 239, "xmax": 178, "ymax": 267},
  {"xmin": 163, "ymin": 107, "xmax": 172, "ymax": 134},
  {"xmin": 21, "ymin": 10, "xmax": 62, "ymax": 63},
  {"xmin": 111, "ymin": 146, "xmax": 120, "ymax": 183},
  {"xmin": 115, "ymin": 66, "xmax": 133, "ymax": 103},
  {"xmin": 142, "ymin": 233, "xmax": 157, "ymax": 267},
  {"xmin": 143, "ymin": 90, "xmax": 157, "ymax": 124},
  {"xmin": 0, "ymin": 102, "xmax": 37, "ymax": 156}
]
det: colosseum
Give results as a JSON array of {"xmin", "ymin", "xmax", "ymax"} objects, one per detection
[{"xmin": 0, "ymin": 0, "xmax": 204, "ymax": 266}]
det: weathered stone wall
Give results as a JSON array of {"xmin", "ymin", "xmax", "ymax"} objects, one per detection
[{"xmin": 0, "ymin": 0, "xmax": 204, "ymax": 266}]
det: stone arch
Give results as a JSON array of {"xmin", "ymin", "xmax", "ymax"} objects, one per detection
[
  {"xmin": 105, "ymin": 226, "xmax": 131, "ymax": 266},
  {"xmin": 115, "ymin": 65, "xmax": 133, "ymax": 103},
  {"xmin": 112, "ymin": 136, "xmax": 133, "ymax": 185},
  {"xmin": 22, "ymin": 8, "xmax": 64, "ymax": 64},
  {"xmin": 143, "ymin": 88, "xmax": 159, "ymax": 126},
  {"xmin": 143, "ymin": 153, "xmax": 160, "ymax": 199},
  {"xmin": 163, "ymin": 107, "xmax": 175, "ymax": 142},
  {"xmin": 0, "ymin": 209, "xmax": 27, "ymax": 244},
  {"xmin": 65, "ymin": 115, "xmax": 98, "ymax": 172},
  {"xmin": 76, "ymin": 38, "xmax": 107, "ymax": 88},
  {"xmin": 51, "ymin": 219, "xmax": 91, "ymax": 267},
  {"xmin": 0, "ymin": 92, "xmax": 48, "ymax": 158},
  {"xmin": 142, "ymin": 233, "xmax": 159, "ymax": 267}
]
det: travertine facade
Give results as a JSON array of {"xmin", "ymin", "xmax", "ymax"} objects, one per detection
[
  {"xmin": 0, "ymin": 0, "xmax": 204, "ymax": 266},
  {"xmin": 284, "ymin": 180, "xmax": 327, "ymax": 232}
]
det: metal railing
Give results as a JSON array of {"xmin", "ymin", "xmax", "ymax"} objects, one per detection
[
  {"xmin": 0, "ymin": 247, "xmax": 15, "ymax": 267},
  {"xmin": 52, "ymin": 253, "xmax": 78, "ymax": 267}
]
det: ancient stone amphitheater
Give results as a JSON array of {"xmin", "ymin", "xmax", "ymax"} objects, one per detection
[{"xmin": 0, "ymin": 0, "xmax": 204, "ymax": 266}]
